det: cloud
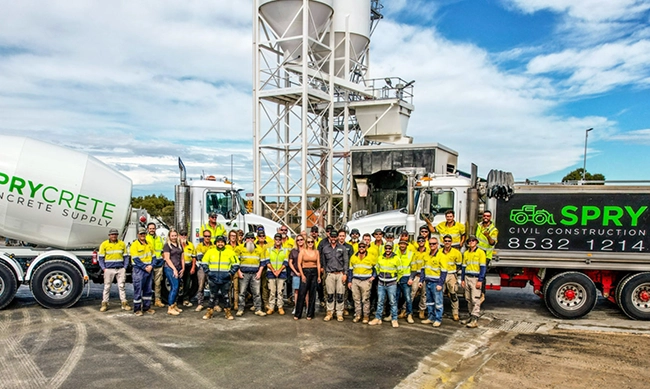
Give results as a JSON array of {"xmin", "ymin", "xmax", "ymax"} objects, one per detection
[{"xmin": 609, "ymin": 128, "xmax": 650, "ymax": 143}]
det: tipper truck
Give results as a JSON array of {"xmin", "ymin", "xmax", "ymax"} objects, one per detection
[
  {"xmin": 0, "ymin": 135, "xmax": 279, "ymax": 310},
  {"xmin": 346, "ymin": 166, "xmax": 650, "ymax": 320}
]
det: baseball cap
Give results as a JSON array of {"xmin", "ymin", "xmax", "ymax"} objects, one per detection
[
  {"xmin": 274, "ymin": 233, "xmax": 283, "ymax": 240},
  {"xmin": 373, "ymin": 228, "xmax": 383, "ymax": 236},
  {"xmin": 137, "ymin": 227, "xmax": 146, "ymax": 234},
  {"xmin": 350, "ymin": 228, "xmax": 360, "ymax": 235},
  {"xmin": 468, "ymin": 235, "xmax": 478, "ymax": 242},
  {"xmin": 179, "ymin": 230, "xmax": 188, "ymax": 236},
  {"xmin": 245, "ymin": 232, "xmax": 255, "ymax": 239},
  {"xmin": 108, "ymin": 228, "xmax": 119, "ymax": 235},
  {"xmin": 358, "ymin": 241, "xmax": 367, "ymax": 247},
  {"xmin": 384, "ymin": 241, "xmax": 394, "ymax": 248},
  {"xmin": 419, "ymin": 225, "xmax": 429, "ymax": 231},
  {"xmin": 215, "ymin": 235, "xmax": 226, "ymax": 242},
  {"xmin": 328, "ymin": 230, "xmax": 338, "ymax": 238},
  {"xmin": 385, "ymin": 232, "xmax": 394, "ymax": 239},
  {"xmin": 325, "ymin": 224, "xmax": 334, "ymax": 231},
  {"xmin": 417, "ymin": 236, "xmax": 426, "ymax": 242},
  {"xmin": 443, "ymin": 234, "xmax": 452, "ymax": 241},
  {"xmin": 257, "ymin": 226, "xmax": 265, "ymax": 231},
  {"xmin": 311, "ymin": 226, "xmax": 319, "ymax": 233},
  {"xmin": 209, "ymin": 212, "xmax": 217, "ymax": 218},
  {"xmin": 400, "ymin": 230, "xmax": 409, "ymax": 236}
]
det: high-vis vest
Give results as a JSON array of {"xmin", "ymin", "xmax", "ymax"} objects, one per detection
[
  {"xmin": 463, "ymin": 248, "xmax": 486, "ymax": 279},
  {"xmin": 395, "ymin": 248, "xmax": 413, "ymax": 279},
  {"xmin": 146, "ymin": 234, "xmax": 164, "ymax": 260},
  {"xmin": 182, "ymin": 241, "xmax": 195, "ymax": 265},
  {"xmin": 194, "ymin": 242, "xmax": 215, "ymax": 263},
  {"xmin": 98, "ymin": 240, "xmax": 127, "ymax": 269},
  {"xmin": 476, "ymin": 222, "xmax": 498, "ymax": 259},
  {"xmin": 200, "ymin": 222, "xmax": 226, "ymax": 242},
  {"xmin": 421, "ymin": 249, "xmax": 447, "ymax": 283},
  {"xmin": 436, "ymin": 221, "xmax": 466, "ymax": 246},
  {"xmin": 239, "ymin": 246, "xmax": 267, "ymax": 273},
  {"xmin": 376, "ymin": 254, "xmax": 399, "ymax": 284},
  {"xmin": 349, "ymin": 252, "xmax": 375, "ymax": 280},
  {"xmin": 203, "ymin": 247, "xmax": 239, "ymax": 273},
  {"xmin": 130, "ymin": 239, "xmax": 154, "ymax": 266},
  {"xmin": 441, "ymin": 247, "xmax": 462, "ymax": 272},
  {"xmin": 267, "ymin": 247, "xmax": 289, "ymax": 278}
]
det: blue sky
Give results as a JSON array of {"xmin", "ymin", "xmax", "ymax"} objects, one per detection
[{"xmin": 1, "ymin": 0, "xmax": 649, "ymax": 198}]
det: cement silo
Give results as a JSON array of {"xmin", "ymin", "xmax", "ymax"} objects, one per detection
[
  {"xmin": 322, "ymin": 0, "xmax": 371, "ymax": 78},
  {"xmin": 258, "ymin": 0, "xmax": 333, "ymax": 62}
]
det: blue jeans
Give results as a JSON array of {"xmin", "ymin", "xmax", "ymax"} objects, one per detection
[
  {"xmin": 426, "ymin": 282, "xmax": 444, "ymax": 323},
  {"xmin": 375, "ymin": 283, "xmax": 398, "ymax": 320},
  {"xmin": 164, "ymin": 267, "xmax": 180, "ymax": 305},
  {"xmin": 397, "ymin": 277, "xmax": 413, "ymax": 315}
]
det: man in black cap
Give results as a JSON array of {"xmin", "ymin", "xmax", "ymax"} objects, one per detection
[
  {"xmin": 309, "ymin": 226, "xmax": 321, "ymax": 249},
  {"xmin": 201, "ymin": 212, "xmax": 226, "ymax": 243},
  {"xmin": 320, "ymin": 229, "xmax": 350, "ymax": 322},
  {"xmin": 98, "ymin": 228, "xmax": 130, "ymax": 312},
  {"xmin": 201, "ymin": 236, "xmax": 240, "ymax": 320},
  {"xmin": 348, "ymin": 228, "xmax": 361, "ymax": 253}
]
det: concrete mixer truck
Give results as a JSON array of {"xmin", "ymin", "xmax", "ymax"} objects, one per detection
[{"xmin": 0, "ymin": 135, "xmax": 280, "ymax": 310}]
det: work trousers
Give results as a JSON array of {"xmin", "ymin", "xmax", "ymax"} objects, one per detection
[
  {"xmin": 444, "ymin": 273, "xmax": 459, "ymax": 315},
  {"xmin": 351, "ymin": 278, "xmax": 372, "ymax": 318},
  {"xmin": 164, "ymin": 267, "xmax": 180, "ymax": 305},
  {"xmin": 410, "ymin": 275, "xmax": 426, "ymax": 312},
  {"xmin": 207, "ymin": 275, "xmax": 231, "ymax": 310},
  {"xmin": 181, "ymin": 265, "xmax": 196, "ymax": 303},
  {"xmin": 132, "ymin": 267, "xmax": 153, "ymax": 312},
  {"xmin": 268, "ymin": 278, "xmax": 286, "ymax": 309},
  {"xmin": 425, "ymin": 282, "xmax": 444, "ymax": 323},
  {"xmin": 295, "ymin": 268, "xmax": 318, "ymax": 319},
  {"xmin": 375, "ymin": 283, "xmax": 397, "ymax": 320},
  {"xmin": 195, "ymin": 266, "xmax": 207, "ymax": 306},
  {"xmin": 325, "ymin": 272, "xmax": 346, "ymax": 316},
  {"xmin": 102, "ymin": 267, "xmax": 127, "ymax": 303},
  {"xmin": 230, "ymin": 274, "xmax": 239, "ymax": 310},
  {"xmin": 464, "ymin": 276, "xmax": 482, "ymax": 317},
  {"xmin": 396, "ymin": 276, "xmax": 413, "ymax": 315},
  {"xmin": 239, "ymin": 273, "xmax": 262, "ymax": 311},
  {"xmin": 153, "ymin": 266, "xmax": 163, "ymax": 301},
  {"xmin": 261, "ymin": 270, "xmax": 269, "ymax": 309}
]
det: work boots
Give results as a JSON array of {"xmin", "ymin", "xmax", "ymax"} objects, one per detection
[
  {"xmin": 203, "ymin": 308, "xmax": 214, "ymax": 320},
  {"xmin": 362, "ymin": 316, "xmax": 370, "ymax": 324},
  {"xmin": 368, "ymin": 318, "xmax": 382, "ymax": 326},
  {"xmin": 100, "ymin": 302, "xmax": 108, "ymax": 312},
  {"xmin": 224, "ymin": 308, "xmax": 234, "ymax": 320},
  {"xmin": 407, "ymin": 314, "xmax": 414, "ymax": 324},
  {"xmin": 121, "ymin": 301, "xmax": 131, "ymax": 311},
  {"xmin": 167, "ymin": 306, "xmax": 180, "ymax": 316},
  {"xmin": 278, "ymin": 307, "xmax": 285, "ymax": 315},
  {"xmin": 323, "ymin": 311, "xmax": 334, "ymax": 321},
  {"xmin": 352, "ymin": 315, "xmax": 361, "ymax": 323},
  {"xmin": 154, "ymin": 299, "xmax": 165, "ymax": 308},
  {"xmin": 397, "ymin": 309, "xmax": 407, "ymax": 319},
  {"xmin": 466, "ymin": 316, "xmax": 479, "ymax": 328},
  {"xmin": 172, "ymin": 303, "xmax": 183, "ymax": 313},
  {"xmin": 452, "ymin": 313, "xmax": 459, "ymax": 321},
  {"xmin": 418, "ymin": 311, "xmax": 426, "ymax": 320}
]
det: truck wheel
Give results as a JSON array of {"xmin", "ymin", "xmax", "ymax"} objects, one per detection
[
  {"xmin": 0, "ymin": 262, "xmax": 18, "ymax": 310},
  {"xmin": 30, "ymin": 260, "xmax": 84, "ymax": 309},
  {"xmin": 617, "ymin": 272, "xmax": 650, "ymax": 320},
  {"xmin": 615, "ymin": 273, "xmax": 634, "ymax": 310},
  {"xmin": 544, "ymin": 271, "xmax": 597, "ymax": 319}
]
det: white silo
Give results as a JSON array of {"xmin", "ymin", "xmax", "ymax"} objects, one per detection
[
  {"xmin": 322, "ymin": 0, "xmax": 371, "ymax": 78},
  {"xmin": 258, "ymin": 0, "xmax": 333, "ymax": 62}
]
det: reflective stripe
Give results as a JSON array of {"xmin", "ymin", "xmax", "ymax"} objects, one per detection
[
  {"xmin": 133, "ymin": 299, "xmax": 142, "ymax": 303},
  {"xmin": 378, "ymin": 275, "xmax": 397, "ymax": 282}
]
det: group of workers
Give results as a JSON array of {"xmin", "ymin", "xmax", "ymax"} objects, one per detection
[{"xmin": 97, "ymin": 209, "xmax": 498, "ymax": 329}]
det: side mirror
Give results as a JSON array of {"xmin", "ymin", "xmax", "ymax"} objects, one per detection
[{"xmin": 422, "ymin": 192, "xmax": 432, "ymax": 216}]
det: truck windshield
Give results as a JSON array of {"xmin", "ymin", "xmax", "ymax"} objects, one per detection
[
  {"xmin": 205, "ymin": 191, "xmax": 248, "ymax": 217},
  {"xmin": 417, "ymin": 190, "xmax": 455, "ymax": 217}
]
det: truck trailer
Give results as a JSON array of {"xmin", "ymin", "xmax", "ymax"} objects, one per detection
[
  {"xmin": 346, "ymin": 168, "xmax": 650, "ymax": 320},
  {"xmin": 0, "ymin": 135, "xmax": 279, "ymax": 310}
]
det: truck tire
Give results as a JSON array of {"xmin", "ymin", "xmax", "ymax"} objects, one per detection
[
  {"xmin": 617, "ymin": 272, "xmax": 650, "ymax": 320},
  {"xmin": 544, "ymin": 271, "xmax": 598, "ymax": 319},
  {"xmin": 615, "ymin": 273, "xmax": 634, "ymax": 310},
  {"xmin": 30, "ymin": 260, "xmax": 84, "ymax": 309},
  {"xmin": 0, "ymin": 262, "xmax": 18, "ymax": 310}
]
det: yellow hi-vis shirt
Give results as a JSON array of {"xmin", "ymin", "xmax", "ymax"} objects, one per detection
[
  {"xmin": 239, "ymin": 246, "xmax": 267, "ymax": 273},
  {"xmin": 203, "ymin": 247, "xmax": 239, "ymax": 273},
  {"xmin": 130, "ymin": 239, "xmax": 154, "ymax": 270},
  {"xmin": 200, "ymin": 222, "xmax": 226, "ymax": 243},
  {"xmin": 436, "ymin": 221, "xmax": 466, "ymax": 247},
  {"xmin": 98, "ymin": 240, "xmax": 127, "ymax": 269},
  {"xmin": 182, "ymin": 241, "xmax": 195, "ymax": 265},
  {"xmin": 395, "ymin": 248, "xmax": 413, "ymax": 279},
  {"xmin": 476, "ymin": 222, "xmax": 498, "ymax": 259},
  {"xmin": 194, "ymin": 242, "xmax": 215, "ymax": 263},
  {"xmin": 349, "ymin": 252, "xmax": 376, "ymax": 280},
  {"xmin": 421, "ymin": 249, "xmax": 448, "ymax": 283},
  {"xmin": 440, "ymin": 247, "xmax": 462, "ymax": 273},
  {"xmin": 146, "ymin": 234, "xmax": 164, "ymax": 260}
]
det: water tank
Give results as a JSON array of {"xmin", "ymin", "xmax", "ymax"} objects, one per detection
[
  {"xmin": 0, "ymin": 136, "xmax": 132, "ymax": 249},
  {"xmin": 322, "ymin": 0, "xmax": 371, "ymax": 77},
  {"xmin": 259, "ymin": 0, "xmax": 334, "ymax": 62}
]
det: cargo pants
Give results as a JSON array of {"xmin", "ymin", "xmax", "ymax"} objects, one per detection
[
  {"xmin": 464, "ymin": 276, "xmax": 482, "ymax": 317},
  {"xmin": 102, "ymin": 267, "xmax": 127, "ymax": 303}
]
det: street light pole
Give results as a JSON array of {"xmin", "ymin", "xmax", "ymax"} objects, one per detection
[{"xmin": 582, "ymin": 128, "xmax": 593, "ymax": 182}]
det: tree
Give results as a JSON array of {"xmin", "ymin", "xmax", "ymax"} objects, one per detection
[
  {"xmin": 562, "ymin": 168, "xmax": 605, "ymax": 184},
  {"xmin": 132, "ymin": 194, "xmax": 175, "ymax": 226}
]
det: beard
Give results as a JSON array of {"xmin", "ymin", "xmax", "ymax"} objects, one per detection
[{"xmin": 246, "ymin": 241, "xmax": 256, "ymax": 253}]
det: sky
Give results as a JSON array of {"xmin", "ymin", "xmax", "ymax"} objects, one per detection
[{"xmin": 1, "ymin": 0, "xmax": 649, "ymax": 198}]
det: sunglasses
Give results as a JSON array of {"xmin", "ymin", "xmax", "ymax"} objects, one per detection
[
  {"xmin": 443, "ymin": 240, "xmax": 452, "ymax": 243},
  {"xmin": 307, "ymin": 240, "xmax": 314, "ymax": 244},
  {"xmin": 429, "ymin": 242, "xmax": 438, "ymax": 246}
]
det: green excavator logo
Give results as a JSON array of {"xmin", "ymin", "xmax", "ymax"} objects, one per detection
[{"xmin": 510, "ymin": 205, "xmax": 557, "ymax": 226}]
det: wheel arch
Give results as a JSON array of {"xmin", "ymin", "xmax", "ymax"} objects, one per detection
[
  {"xmin": 24, "ymin": 250, "xmax": 89, "ymax": 283},
  {"xmin": 0, "ymin": 253, "xmax": 25, "ymax": 282}
]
